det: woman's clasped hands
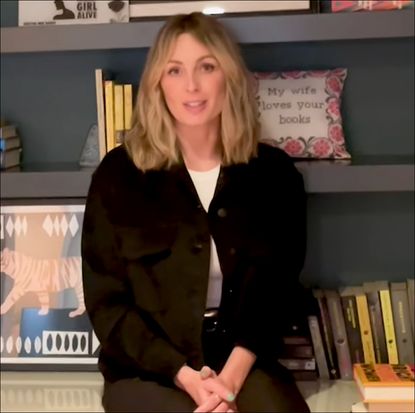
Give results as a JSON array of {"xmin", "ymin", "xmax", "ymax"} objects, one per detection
[{"xmin": 174, "ymin": 365, "xmax": 238, "ymax": 412}]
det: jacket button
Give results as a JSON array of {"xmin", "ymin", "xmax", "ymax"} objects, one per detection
[
  {"xmin": 192, "ymin": 243, "xmax": 203, "ymax": 253},
  {"xmin": 217, "ymin": 208, "xmax": 227, "ymax": 218},
  {"xmin": 229, "ymin": 247, "xmax": 236, "ymax": 255}
]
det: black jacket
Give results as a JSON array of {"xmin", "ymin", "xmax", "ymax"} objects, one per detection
[{"xmin": 81, "ymin": 143, "xmax": 306, "ymax": 384}]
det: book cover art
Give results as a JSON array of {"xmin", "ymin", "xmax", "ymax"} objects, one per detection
[
  {"xmin": 354, "ymin": 363, "xmax": 414, "ymax": 386},
  {"xmin": 18, "ymin": 1, "xmax": 129, "ymax": 26}
]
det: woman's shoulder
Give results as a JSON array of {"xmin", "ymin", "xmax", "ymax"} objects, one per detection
[
  {"xmin": 92, "ymin": 145, "xmax": 141, "ymax": 184},
  {"xmin": 254, "ymin": 142, "xmax": 297, "ymax": 171}
]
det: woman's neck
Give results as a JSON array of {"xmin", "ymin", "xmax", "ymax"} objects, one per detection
[{"xmin": 177, "ymin": 123, "xmax": 221, "ymax": 172}]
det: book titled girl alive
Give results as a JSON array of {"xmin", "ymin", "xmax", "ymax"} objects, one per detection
[{"xmin": 18, "ymin": 0, "xmax": 129, "ymax": 26}]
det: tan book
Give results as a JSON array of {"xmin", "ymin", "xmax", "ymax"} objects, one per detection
[
  {"xmin": 94, "ymin": 68, "xmax": 108, "ymax": 160},
  {"xmin": 124, "ymin": 84, "xmax": 133, "ymax": 131},
  {"xmin": 114, "ymin": 84, "xmax": 124, "ymax": 146},
  {"xmin": 104, "ymin": 80, "xmax": 115, "ymax": 152}
]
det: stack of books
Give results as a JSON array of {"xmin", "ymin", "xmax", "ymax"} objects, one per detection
[
  {"xmin": 0, "ymin": 124, "xmax": 22, "ymax": 170},
  {"xmin": 308, "ymin": 279, "xmax": 414, "ymax": 380},
  {"xmin": 351, "ymin": 363, "xmax": 415, "ymax": 412},
  {"xmin": 94, "ymin": 68, "xmax": 134, "ymax": 160}
]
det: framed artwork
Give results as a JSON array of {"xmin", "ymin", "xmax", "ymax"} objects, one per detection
[
  {"xmin": 129, "ymin": 1, "xmax": 319, "ymax": 20},
  {"xmin": 0, "ymin": 204, "xmax": 99, "ymax": 371}
]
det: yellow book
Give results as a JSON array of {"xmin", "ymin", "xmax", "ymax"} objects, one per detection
[
  {"xmin": 104, "ymin": 80, "xmax": 115, "ymax": 152},
  {"xmin": 114, "ymin": 84, "xmax": 124, "ymax": 146},
  {"xmin": 354, "ymin": 286, "xmax": 376, "ymax": 364},
  {"xmin": 124, "ymin": 84, "xmax": 133, "ymax": 131},
  {"xmin": 377, "ymin": 281, "xmax": 399, "ymax": 364}
]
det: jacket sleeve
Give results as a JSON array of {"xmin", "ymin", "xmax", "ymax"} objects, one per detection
[
  {"xmin": 81, "ymin": 167, "xmax": 187, "ymax": 382},
  {"xmin": 233, "ymin": 148, "xmax": 307, "ymax": 359}
]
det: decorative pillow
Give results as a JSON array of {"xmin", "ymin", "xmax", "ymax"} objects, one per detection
[{"xmin": 251, "ymin": 68, "xmax": 351, "ymax": 159}]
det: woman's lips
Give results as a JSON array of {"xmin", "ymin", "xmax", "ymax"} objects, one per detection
[{"xmin": 183, "ymin": 100, "xmax": 207, "ymax": 114}]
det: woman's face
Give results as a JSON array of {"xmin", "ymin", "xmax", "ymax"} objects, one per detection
[{"xmin": 160, "ymin": 33, "xmax": 226, "ymax": 130}]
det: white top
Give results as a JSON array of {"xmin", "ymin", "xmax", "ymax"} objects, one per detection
[{"xmin": 187, "ymin": 164, "xmax": 223, "ymax": 308}]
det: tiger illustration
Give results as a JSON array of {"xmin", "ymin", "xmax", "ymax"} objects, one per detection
[{"xmin": 0, "ymin": 248, "xmax": 85, "ymax": 318}]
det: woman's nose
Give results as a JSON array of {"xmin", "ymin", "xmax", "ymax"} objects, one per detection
[{"xmin": 186, "ymin": 72, "xmax": 200, "ymax": 92}]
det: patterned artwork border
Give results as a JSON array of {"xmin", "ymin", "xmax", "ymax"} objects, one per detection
[{"xmin": 0, "ymin": 204, "xmax": 99, "ymax": 371}]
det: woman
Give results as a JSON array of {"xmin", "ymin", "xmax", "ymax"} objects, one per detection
[{"xmin": 82, "ymin": 12, "xmax": 309, "ymax": 413}]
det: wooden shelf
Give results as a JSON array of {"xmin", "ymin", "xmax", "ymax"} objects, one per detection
[
  {"xmin": 1, "ymin": 9, "xmax": 413, "ymax": 54},
  {"xmin": 1, "ymin": 157, "xmax": 413, "ymax": 199}
]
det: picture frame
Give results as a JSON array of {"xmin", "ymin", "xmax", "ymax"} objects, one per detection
[
  {"xmin": 129, "ymin": 1, "xmax": 319, "ymax": 21},
  {"xmin": 0, "ymin": 204, "xmax": 99, "ymax": 371}
]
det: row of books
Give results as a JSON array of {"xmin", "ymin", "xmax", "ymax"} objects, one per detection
[
  {"xmin": 0, "ymin": 124, "xmax": 22, "ymax": 170},
  {"xmin": 94, "ymin": 69, "xmax": 134, "ymax": 160},
  {"xmin": 308, "ymin": 279, "xmax": 414, "ymax": 381},
  {"xmin": 351, "ymin": 363, "xmax": 414, "ymax": 412}
]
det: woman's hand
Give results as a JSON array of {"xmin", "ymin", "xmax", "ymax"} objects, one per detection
[
  {"xmin": 174, "ymin": 365, "xmax": 235, "ymax": 408},
  {"xmin": 194, "ymin": 366, "xmax": 237, "ymax": 413}
]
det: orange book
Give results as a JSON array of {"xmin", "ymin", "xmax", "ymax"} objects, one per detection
[{"xmin": 353, "ymin": 363, "xmax": 414, "ymax": 403}]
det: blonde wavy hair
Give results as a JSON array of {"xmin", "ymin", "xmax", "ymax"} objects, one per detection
[{"xmin": 124, "ymin": 12, "xmax": 259, "ymax": 171}]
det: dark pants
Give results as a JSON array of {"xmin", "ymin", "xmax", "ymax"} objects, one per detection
[
  {"xmin": 102, "ymin": 315, "xmax": 310, "ymax": 412},
  {"xmin": 103, "ymin": 366, "xmax": 310, "ymax": 412}
]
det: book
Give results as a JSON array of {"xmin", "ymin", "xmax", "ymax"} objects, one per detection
[
  {"xmin": 0, "ymin": 136, "xmax": 21, "ymax": 151},
  {"xmin": 94, "ymin": 68, "xmax": 109, "ymax": 160},
  {"xmin": 307, "ymin": 315, "xmax": 330, "ymax": 379},
  {"xmin": 339, "ymin": 286, "xmax": 365, "ymax": 364},
  {"xmin": 282, "ymin": 344, "xmax": 314, "ymax": 358},
  {"xmin": 390, "ymin": 282, "xmax": 414, "ymax": 364},
  {"xmin": 363, "ymin": 281, "xmax": 389, "ymax": 363},
  {"xmin": 0, "ymin": 148, "xmax": 22, "ymax": 169},
  {"xmin": 352, "ymin": 400, "xmax": 415, "ymax": 413},
  {"xmin": 324, "ymin": 289, "xmax": 353, "ymax": 380},
  {"xmin": 277, "ymin": 357, "xmax": 316, "ymax": 371},
  {"xmin": 104, "ymin": 80, "xmax": 116, "ymax": 152},
  {"xmin": 19, "ymin": 0, "xmax": 129, "ymax": 26},
  {"xmin": 0, "ymin": 124, "xmax": 17, "ymax": 139},
  {"xmin": 408, "ymin": 279, "xmax": 415, "ymax": 339},
  {"xmin": 378, "ymin": 281, "xmax": 399, "ymax": 364},
  {"xmin": 353, "ymin": 363, "xmax": 415, "ymax": 402},
  {"xmin": 124, "ymin": 84, "xmax": 133, "ymax": 131},
  {"xmin": 312, "ymin": 289, "xmax": 340, "ymax": 379},
  {"xmin": 354, "ymin": 286, "xmax": 377, "ymax": 364}
]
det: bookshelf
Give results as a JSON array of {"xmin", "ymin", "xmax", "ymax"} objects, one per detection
[
  {"xmin": 0, "ymin": 4, "xmax": 414, "ymax": 286},
  {"xmin": 1, "ymin": 9, "xmax": 413, "ymax": 53}
]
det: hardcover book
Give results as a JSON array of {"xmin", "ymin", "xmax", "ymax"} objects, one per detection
[
  {"xmin": 390, "ymin": 282, "xmax": 414, "ymax": 364},
  {"xmin": 407, "ymin": 278, "xmax": 415, "ymax": 338},
  {"xmin": 312, "ymin": 289, "xmax": 340, "ymax": 379},
  {"xmin": 353, "ymin": 363, "xmax": 415, "ymax": 402},
  {"xmin": 363, "ymin": 281, "xmax": 389, "ymax": 363},
  {"xmin": 324, "ymin": 289, "xmax": 353, "ymax": 380},
  {"xmin": 0, "ymin": 148, "xmax": 22, "ymax": 170},
  {"xmin": 0, "ymin": 136, "xmax": 21, "ymax": 152},
  {"xmin": 307, "ymin": 315, "xmax": 330, "ymax": 379},
  {"xmin": 0, "ymin": 125, "xmax": 17, "ymax": 139},
  {"xmin": 339, "ymin": 286, "xmax": 365, "ymax": 364}
]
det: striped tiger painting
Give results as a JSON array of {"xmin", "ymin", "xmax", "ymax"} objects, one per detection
[{"xmin": 0, "ymin": 248, "xmax": 85, "ymax": 318}]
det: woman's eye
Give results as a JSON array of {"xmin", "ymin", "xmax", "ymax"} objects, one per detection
[
  {"xmin": 201, "ymin": 63, "xmax": 215, "ymax": 72},
  {"xmin": 167, "ymin": 67, "xmax": 181, "ymax": 75}
]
